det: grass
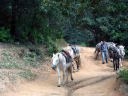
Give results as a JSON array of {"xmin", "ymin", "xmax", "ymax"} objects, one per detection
[
  {"xmin": 0, "ymin": 44, "xmax": 46, "ymax": 81},
  {"xmin": 0, "ymin": 47, "xmax": 44, "ymax": 69},
  {"xmin": 119, "ymin": 68, "xmax": 128, "ymax": 84},
  {"xmin": 18, "ymin": 70, "xmax": 37, "ymax": 80},
  {"xmin": 0, "ymin": 50, "xmax": 22, "ymax": 69}
]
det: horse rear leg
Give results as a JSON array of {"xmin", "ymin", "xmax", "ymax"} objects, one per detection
[
  {"xmin": 119, "ymin": 58, "xmax": 123, "ymax": 67},
  {"xmin": 57, "ymin": 67, "xmax": 61, "ymax": 87},
  {"xmin": 95, "ymin": 51, "xmax": 98, "ymax": 59},
  {"xmin": 115, "ymin": 59, "xmax": 119, "ymax": 71},
  {"xmin": 65, "ymin": 70, "xmax": 69, "ymax": 84},
  {"xmin": 78, "ymin": 56, "xmax": 81, "ymax": 70},
  {"xmin": 69, "ymin": 66, "xmax": 73, "ymax": 81},
  {"xmin": 74, "ymin": 58, "xmax": 79, "ymax": 72},
  {"xmin": 95, "ymin": 51, "xmax": 99, "ymax": 59},
  {"xmin": 117, "ymin": 59, "xmax": 120, "ymax": 70},
  {"xmin": 62, "ymin": 72, "xmax": 65, "ymax": 85},
  {"xmin": 113, "ymin": 59, "xmax": 116, "ymax": 71},
  {"xmin": 76, "ymin": 56, "xmax": 81, "ymax": 71},
  {"xmin": 72, "ymin": 61, "xmax": 76, "ymax": 72},
  {"xmin": 74, "ymin": 56, "xmax": 81, "ymax": 71}
]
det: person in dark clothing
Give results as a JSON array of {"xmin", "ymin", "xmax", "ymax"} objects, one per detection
[{"xmin": 100, "ymin": 41, "xmax": 109, "ymax": 64}]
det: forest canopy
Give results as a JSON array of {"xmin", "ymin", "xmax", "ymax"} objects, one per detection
[{"xmin": 0, "ymin": 0, "xmax": 128, "ymax": 55}]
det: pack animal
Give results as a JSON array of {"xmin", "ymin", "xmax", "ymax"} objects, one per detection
[{"xmin": 51, "ymin": 52, "xmax": 73, "ymax": 87}]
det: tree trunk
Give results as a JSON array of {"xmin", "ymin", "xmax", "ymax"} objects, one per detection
[{"xmin": 10, "ymin": 0, "xmax": 17, "ymax": 39}]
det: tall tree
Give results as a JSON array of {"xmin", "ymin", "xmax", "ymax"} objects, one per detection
[{"xmin": 10, "ymin": 0, "xmax": 18, "ymax": 39}]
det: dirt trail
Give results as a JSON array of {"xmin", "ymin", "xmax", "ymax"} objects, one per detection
[
  {"xmin": 67, "ymin": 47, "xmax": 123, "ymax": 96},
  {"xmin": 1, "ymin": 47, "xmax": 123, "ymax": 96}
]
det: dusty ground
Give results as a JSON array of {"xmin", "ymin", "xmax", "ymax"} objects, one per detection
[{"xmin": 1, "ymin": 47, "xmax": 127, "ymax": 96}]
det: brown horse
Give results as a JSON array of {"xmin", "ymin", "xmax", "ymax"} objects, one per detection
[{"xmin": 63, "ymin": 45, "xmax": 81, "ymax": 72}]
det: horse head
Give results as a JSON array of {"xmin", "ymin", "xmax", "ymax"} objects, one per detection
[{"xmin": 51, "ymin": 53, "xmax": 60, "ymax": 70}]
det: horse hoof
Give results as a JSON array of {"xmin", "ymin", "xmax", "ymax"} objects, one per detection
[
  {"xmin": 71, "ymin": 78, "xmax": 74, "ymax": 81},
  {"xmin": 57, "ymin": 85, "xmax": 61, "ymax": 87}
]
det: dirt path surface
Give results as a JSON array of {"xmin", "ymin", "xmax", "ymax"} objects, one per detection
[
  {"xmin": 67, "ymin": 47, "xmax": 123, "ymax": 96},
  {"xmin": 1, "ymin": 47, "xmax": 124, "ymax": 96}
]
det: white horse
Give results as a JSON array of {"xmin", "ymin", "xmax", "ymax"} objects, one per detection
[
  {"xmin": 51, "ymin": 52, "xmax": 73, "ymax": 87},
  {"xmin": 118, "ymin": 45, "xmax": 125, "ymax": 67},
  {"xmin": 63, "ymin": 45, "xmax": 81, "ymax": 71}
]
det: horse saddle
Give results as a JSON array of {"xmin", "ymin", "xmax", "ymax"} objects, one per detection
[{"xmin": 61, "ymin": 50, "xmax": 72, "ymax": 63}]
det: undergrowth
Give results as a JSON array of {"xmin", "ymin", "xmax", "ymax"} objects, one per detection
[
  {"xmin": 0, "ymin": 45, "xmax": 46, "ymax": 80},
  {"xmin": 119, "ymin": 68, "xmax": 128, "ymax": 84}
]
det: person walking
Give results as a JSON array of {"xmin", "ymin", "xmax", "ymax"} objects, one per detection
[{"xmin": 100, "ymin": 41, "xmax": 109, "ymax": 64}]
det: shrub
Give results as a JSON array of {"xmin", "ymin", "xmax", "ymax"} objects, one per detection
[
  {"xmin": 119, "ymin": 68, "xmax": 128, "ymax": 84},
  {"xmin": 18, "ymin": 70, "xmax": 37, "ymax": 80},
  {"xmin": 125, "ymin": 49, "xmax": 128, "ymax": 59},
  {"xmin": 0, "ymin": 27, "xmax": 12, "ymax": 42}
]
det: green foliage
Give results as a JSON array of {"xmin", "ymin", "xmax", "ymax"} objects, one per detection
[
  {"xmin": 64, "ymin": 28, "xmax": 94, "ymax": 45},
  {"xmin": 0, "ymin": 28, "xmax": 12, "ymax": 42},
  {"xmin": 55, "ymin": 39, "xmax": 67, "ymax": 51},
  {"xmin": 0, "ymin": 0, "xmax": 128, "ymax": 56},
  {"xmin": 0, "ymin": 45, "xmax": 47, "ymax": 80},
  {"xmin": 0, "ymin": 47, "xmax": 44, "ymax": 69},
  {"xmin": 45, "ymin": 37, "xmax": 58, "ymax": 55},
  {"xmin": 125, "ymin": 49, "xmax": 128, "ymax": 59},
  {"xmin": 23, "ymin": 50, "xmax": 41, "ymax": 67},
  {"xmin": 0, "ymin": 50, "xmax": 21, "ymax": 69},
  {"xmin": 119, "ymin": 69, "xmax": 128, "ymax": 83}
]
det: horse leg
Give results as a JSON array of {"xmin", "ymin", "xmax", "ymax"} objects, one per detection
[
  {"xmin": 57, "ymin": 67, "xmax": 61, "ymax": 87},
  {"xmin": 109, "ymin": 52, "xmax": 113, "ymax": 62},
  {"xmin": 116, "ymin": 59, "xmax": 119, "ymax": 71},
  {"xmin": 115, "ymin": 60, "xmax": 117, "ymax": 71},
  {"xmin": 62, "ymin": 71, "xmax": 65, "ymax": 85},
  {"xmin": 117, "ymin": 59, "xmax": 120, "ymax": 70},
  {"xmin": 67, "ymin": 70, "xmax": 69, "ymax": 83},
  {"xmin": 63, "ymin": 68, "xmax": 68, "ymax": 85},
  {"xmin": 76, "ymin": 60, "xmax": 79, "ymax": 71},
  {"xmin": 65, "ymin": 69, "xmax": 69, "ymax": 84},
  {"xmin": 74, "ymin": 58, "xmax": 79, "ymax": 72},
  {"xmin": 69, "ymin": 66, "xmax": 73, "ymax": 81},
  {"xmin": 78, "ymin": 56, "xmax": 81, "ymax": 68},
  {"xmin": 119, "ymin": 58, "xmax": 123, "ymax": 67},
  {"xmin": 72, "ymin": 60, "xmax": 76, "ymax": 72},
  {"xmin": 77, "ymin": 56, "xmax": 81, "ymax": 70},
  {"xmin": 113, "ymin": 59, "xmax": 116, "ymax": 71},
  {"xmin": 95, "ymin": 51, "xmax": 98, "ymax": 59}
]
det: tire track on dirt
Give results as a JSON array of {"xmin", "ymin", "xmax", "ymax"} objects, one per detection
[
  {"xmin": 65, "ymin": 75, "xmax": 114, "ymax": 96},
  {"xmin": 64, "ymin": 47, "xmax": 122, "ymax": 96}
]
